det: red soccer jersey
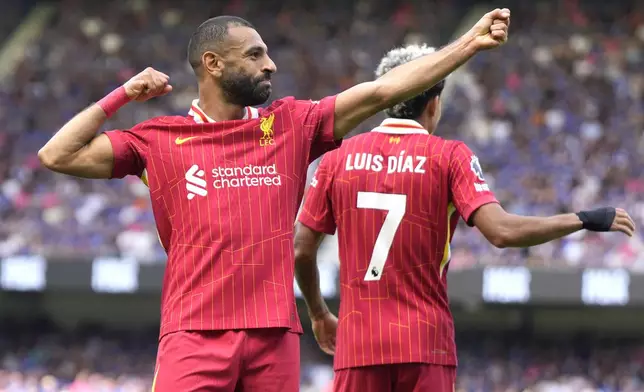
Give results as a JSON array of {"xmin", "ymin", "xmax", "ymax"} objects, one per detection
[
  {"xmin": 298, "ymin": 118, "xmax": 498, "ymax": 370},
  {"xmin": 105, "ymin": 97, "xmax": 339, "ymax": 338}
]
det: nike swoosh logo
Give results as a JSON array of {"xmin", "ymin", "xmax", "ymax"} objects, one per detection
[{"xmin": 175, "ymin": 136, "xmax": 198, "ymax": 145}]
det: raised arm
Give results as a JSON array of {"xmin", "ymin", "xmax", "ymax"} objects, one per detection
[
  {"xmin": 331, "ymin": 8, "xmax": 510, "ymax": 139},
  {"xmin": 38, "ymin": 67, "xmax": 171, "ymax": 178},
  {"xmin": 38, "ymin": 107, "xmax": 115, "ymax": 179}
]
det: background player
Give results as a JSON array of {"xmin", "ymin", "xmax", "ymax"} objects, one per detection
[
  {"xmin": 37, "ymin": 10, "xmax": 510, "ymax": 392},
  {"xmin": 293, "ymin": 44, "xmax": 636, "ymax": 392}
]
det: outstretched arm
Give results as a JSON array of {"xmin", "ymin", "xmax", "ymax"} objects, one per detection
[
  {"xmin": 331, "ymin": 8, "xmax": 511, "ymax": 139},
  {"xmin": 446, "ymin": 142, "xmax": 636, "ymax": 248},
  {"xmin": 38, "ymin": 67, "xmax": 171, "ymax": 178},
  {"xmin": 471, "ymin": 204, "xmax": 635, "ymax": 248}
]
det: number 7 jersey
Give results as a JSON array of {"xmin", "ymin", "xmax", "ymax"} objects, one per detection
[{"xmin": 298, "ymin": 118, "xmax": 499, "ymax": 370}]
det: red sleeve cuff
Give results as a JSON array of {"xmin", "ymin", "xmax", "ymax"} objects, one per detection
[
  {"xmin": 310, "ymin": 95, "xmax": 341, "ymax": 162},
  {"xmin": 461, "ymin": 195, "xmax": 500, "ymax": 226},
  {"xmin": 104, "ymin": 130, "xmax": 142, "ymax": 179},
  {"xmin": 298, "ymin": 214, "xmax": 336, "ymax": 236}
]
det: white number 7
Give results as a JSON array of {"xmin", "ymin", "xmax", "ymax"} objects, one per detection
[{"xmin": 357, "ymin": 192, "xmax": 407, "ymax": 281}]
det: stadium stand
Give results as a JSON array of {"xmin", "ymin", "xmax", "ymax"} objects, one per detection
[
  {"xmin": 0, "ymin": 0, "xmax": 457, "ymax": 262},
  {"xmin": 2, "ymin": 321, "xmax": 644, "ymax": 391},
  {"xmin": 1, "ymin": 0, "xmax": 644, "ymax": 391},
  {"xmin": 1, "ymin": 0, "xmax": 642, "ymax": 268}
]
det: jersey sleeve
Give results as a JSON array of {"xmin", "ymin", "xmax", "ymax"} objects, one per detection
[
  {"xmin": 297, "ymin": 154, "xmax": 337, "ymax": 235},
  {"xmin": 292, "ymin": 96, "xmax": 341, "ymax": 162},
  {"xmin": 103, "ymin": 123, "xmax": 150, "ymax": 179},
  {"xmin": 448, "ymin": 142, "xmax": 499, "ymax": 226}
]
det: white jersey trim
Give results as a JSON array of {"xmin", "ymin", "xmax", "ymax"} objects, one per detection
[
  {"xmin": 188, "ymin": 99, "xmax": 259, "ymax": 123},
  {"xmin": 370, "ymin": 118, "xmax": 429, "ymax": 135}
]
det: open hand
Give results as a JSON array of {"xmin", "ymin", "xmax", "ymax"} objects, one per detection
[
  {"xmin": 611, "ymin": 208, "xmax": 636, "ymax": 237},
  {"xmin": 468, "ymin": 8, "xmax": 511, "ymax": 51},
  {"xmin": 312, "ymin": 311, "xmax": 338, "ymax": 355},
  {"xmin": 123, "ymin": 67, "xmax": 173, "ymax": 102}
]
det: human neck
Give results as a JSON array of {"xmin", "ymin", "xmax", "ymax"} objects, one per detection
[
  {"xmin": 197, "ymin": 83, "xmax": 246, "ymax": 122},
  {"xmin": 414, "ymin": 116, "xmax": 435, "ymax": 134}
]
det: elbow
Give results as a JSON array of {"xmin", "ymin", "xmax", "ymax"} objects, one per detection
[
  {"xmin": 294, "ymin": 243, "xmax": 319, "ymax": 270},
  {"xmin": 293, "ymin": 223, "xmax": 323, "ymax": 267},
  {"xmin": 489, "ymin": 233, "xmax": 509, "ymax": 249},
  {"xmin": 38, "ymin": 147, "xmax": 58, "ymax": 170},
  {"xmin": 38, "ymin": 146, "xmax": 72, "ymax": 173},
  {"xmin": 487, "ymin": 226, "xmax": 515, "ymax": 249},
  {"xmin": 474, "ymin": 207, "xmax": 518, "ymax": 249},
  {"xmin": 294, "ymin": 246, "xmax": 311, "ymax": 266}
]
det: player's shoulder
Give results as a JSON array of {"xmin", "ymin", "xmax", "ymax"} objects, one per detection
[
  {"xmin": 349, "ymin": 129, "xmax": 459, "ymax": 148},
  {"xmin": 259, "ymin": 96, "xmax": 299, "ymax": 114},
  {"xmin": 442, "ymin": 137, "xmax": 475, "ymax": 158},
  {"xmin": 406, "ymin": 134, "xmax": 473, "ymax": 169},
  {"xmin": 422, "ymin": 134, "xmax": 469, "ymax": 155},
  {"xmin": 132, "ymin": 115, "xmax": 194, "ymax": 130},
  {"xmin": 434, "ymin": 137, "xmax": 482, "ymax": 173},
  {"xmin": 259, "ymin": 96, "xmax": 329, "ymax": 116},
  {"xmin": 274, "ymin": 96, "xmax": 325, "ymax": 106}
]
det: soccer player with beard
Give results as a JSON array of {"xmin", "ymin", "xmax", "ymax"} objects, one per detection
[
  {"xmin": 293, "ymin": 44, "xmax": 636, "ymax": 392},
  {"xmin": 39, "ymin": 11, "xmax": 511, "ymax": 392}
]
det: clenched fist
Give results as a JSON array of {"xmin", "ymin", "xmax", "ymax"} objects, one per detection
[
  {"xmin": 468, "ymin": 8, "xmax": 511, "ymax": 51},
  {"xmin": 123, "ymin": 67, "xmax": 173, "ymax": 102}
]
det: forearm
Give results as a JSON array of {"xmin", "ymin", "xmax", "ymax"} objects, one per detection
[
  {"xmin": 374, "ymin": 35, "xmax": 477, "ymax": 109},
  {"xmin": 332, "ymin": 35, "xmax": 479, "ymax": 138},
  {"xmin": 39, "ymin": 87, "xmax": 131, "ymax": 178},
  {"xmin": 38, "ymin": 104, "xmax": 107, "ymax": 166},
  {"xmin": 294, "ymin": 252, "xmax": 329, "ymax": 319},
  {"xmin": 499, "ymin": 213, "xmax": 583, "ymax": 248}
]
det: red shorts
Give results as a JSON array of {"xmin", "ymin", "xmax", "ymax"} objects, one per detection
[
  {"xmin": 152, "ymin": 329, "xmax": 300, "ymax": 392},
  {"xmin": 334, "ymin": 364, "xmax": 456, "ymax": 392}
]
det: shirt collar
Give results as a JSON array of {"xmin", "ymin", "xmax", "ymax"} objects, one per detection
[
  {"xmin": 370, "ymin": 118, "xmax": 429, "ymax": 135},
  {"xmin": 188, "ymin": 99, "xmax": 259, "ymax": 123}
]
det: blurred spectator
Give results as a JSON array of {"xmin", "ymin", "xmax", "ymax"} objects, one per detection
[
  {"xmin": 0, "ymin": 0, "xmax": 456, "ymax": 262},
  {"xmin": 2, "ymin": 323, "xmax": 644, "ymax": 392},
  {"xmin": 1, "ymin": 3, "xmax": 644, "ymax": 392},
  {"xmin": 0, "ymin": 0, "xmax": 643, "ymax": 266}
]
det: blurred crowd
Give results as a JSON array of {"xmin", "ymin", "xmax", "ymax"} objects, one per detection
[
  {"xmin": 446, "ymin": 0, "xmax": 644, "ymax": 271},
  {"xmin": 0, "ymin": 0, "xmax": 457, "ymax": 263},
  {"xmin": 0, "ymin": 0, "xmax": 643, "ymax": 269},
  {"xmin": 1, "ymin": 2, "xmax": 644, "ymax": 392},
  {"xmin": 3, "ymin": 321, "xmax": 644, "ymax": 392}
]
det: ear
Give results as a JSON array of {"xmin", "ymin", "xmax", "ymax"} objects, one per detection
[
  {"xmin": 426, "ymin": 96, "xmax": 439, "ymax": 117},
  {"xmin": 201, "ymin": 51, "xmax": 224, "ymax": 77}
]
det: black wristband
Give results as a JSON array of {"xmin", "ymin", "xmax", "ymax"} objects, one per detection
[{"xmin": 576, "ymin": 207, "xmax": 615, "ymax": 232}]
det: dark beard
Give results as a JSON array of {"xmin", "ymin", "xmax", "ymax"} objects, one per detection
[{"xmin": 220, "ymin": 69, "xmax": 272, "ymax": 107}]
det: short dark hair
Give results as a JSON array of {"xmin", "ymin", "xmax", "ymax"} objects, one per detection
[
  {"xmin": 375, "ymin": 44, "xmax": 446, "ymax": 120},
  {"xmin": 187, "ymin": 16, "xmax": 255, "ymax": 72}
]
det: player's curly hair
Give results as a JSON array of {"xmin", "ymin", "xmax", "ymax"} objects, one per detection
[{"xmin": 375, "ymin": 44, "xmax": 446, "ymax": 120}]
